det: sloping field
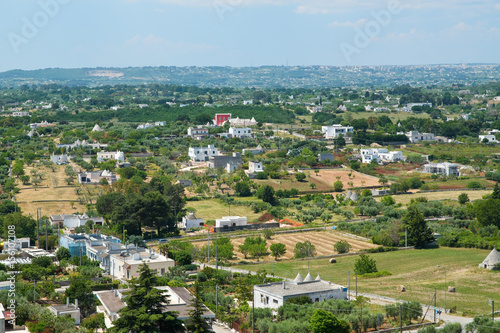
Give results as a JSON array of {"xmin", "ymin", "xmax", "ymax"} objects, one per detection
[{"xmin": 311, "ymin": 169, "xmax": 382, "ymax": 189}]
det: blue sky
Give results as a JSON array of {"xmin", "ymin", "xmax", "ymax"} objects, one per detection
[{"xmin": 1, "ymin": 0, "xmax": 499, "ymax": 72}]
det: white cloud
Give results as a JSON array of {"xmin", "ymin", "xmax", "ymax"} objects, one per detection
[{"xmin": 329, "ymin": 19, "xmax": 367, "ymax": 28}]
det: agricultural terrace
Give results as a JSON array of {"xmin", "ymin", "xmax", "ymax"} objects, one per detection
[
  {"xmin": 245, "ymin": 247, "xmax": 498, "ymax": 316},
  {"xmin": 310, "ymin": 169, "xmax": 382, "ymax": 188},
  {"xmin": 383, "ymin": 190, "xmax": 492, "ymax": 205}
]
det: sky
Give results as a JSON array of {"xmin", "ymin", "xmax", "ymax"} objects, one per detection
[{"xmin": 0, "ymin": 0, "xmax": 499, "ymax": 72}]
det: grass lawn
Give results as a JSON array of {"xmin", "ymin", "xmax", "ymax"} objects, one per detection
[
  {"xmin": 351, "ymin": 111, "xmax": 431, "ymax": 122},
  {"xmin": 402, "ymin": 144, "xmax": 500, "ymax": 161},
  {"xmin": 386, "ymin": 190, "xmax": 492, "ymax": 205},
  {"xmin": 242, "ymin": 247, "xmax": 498, "ymax": 316},
  {"xmin": 186, "ymin": 199, "xmax": 262, "ymax": 222}
]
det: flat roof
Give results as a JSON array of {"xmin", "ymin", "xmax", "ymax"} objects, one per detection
[{"xmin": 254, "ymin": 280, "xmax": 345, "ymax": 298}]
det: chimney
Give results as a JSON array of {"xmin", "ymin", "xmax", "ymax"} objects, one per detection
[
  {"xmin": 282, "ymin": 281, "xmax": 286, "ymax": 289},
  {"xmin": 66, "ymin": 297, "xmax": 69, "ymax": 307},
  {"xmin": 75, "ymin": 299, "xmax": 78, "ymax": 309}
]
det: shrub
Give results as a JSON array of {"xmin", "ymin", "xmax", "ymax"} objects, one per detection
[{"xmin": 467, "ymin": 181, "xmax": 482, "ymax": 189}]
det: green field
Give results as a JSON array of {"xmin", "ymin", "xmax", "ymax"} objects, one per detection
[
  {"xmin": 387, "ymin": 190, "xmax": 492, "ymax": 205},
  {"xmin": 351, "ymin": 111, "xmax": 431, "ymax": 122},
  {"xmin": 186, "ymin": 199, "xmax": 262, "ymax": 222},
  {"xmin": 242, "ymin": 247, "xmax": 499, "ymax": 316},
  {"xmin": 403, "ymin": 144, "xmax": 500, "ymax": 160}
]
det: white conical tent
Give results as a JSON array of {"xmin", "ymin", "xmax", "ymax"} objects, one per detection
[
  {"xmin": 294, "ymin": 273, "xmax": 304, "ymax": 283},
  {"xmin": 479, "ymin": 247, "xmax": 500, "ymax": 269},
  {"xmin": 304, "ymin": 272, "xmax": 314, "ymax": 282}
]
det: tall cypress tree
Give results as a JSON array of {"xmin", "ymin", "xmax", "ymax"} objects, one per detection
[
  {"xmin": 186, "ymin": 283, "xmax": 210, "ymax": 333},
  {"xmin": 110, "ymin": 263, "xmax": 184, "ymax": 333}
]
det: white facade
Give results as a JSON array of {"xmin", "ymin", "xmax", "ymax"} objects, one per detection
[
  {"xmin": 97, "ymin": 151, "xmax": 125, "ymax": 163},
  {"xmin": 479, "ymin": 135, "xmax": 498, "ymax": 143},
  {"xmin": 50, "ymin": 153, "xmax": 69, "ymax": 165},
  {"xmin": 229, "ymin": 127, "xmax": 252, "ymax": 138},
  {"xmin": 229, "ymin": 117, "xmax": 258, "ymax": 127},
  {"xmin": 187, "ymin": 127, "xmax": 209, "ymax": 139},
  {"xmin": 361, "ymin": 148, "xmax": 388, "ymax": 164},
  {"xmin": 188, "ymin": 145, "xmax": 219, "ymax": 162},
  {"xmin": 215, "ymin": 216, "xmax": 247, "ymax": 228},
  {"xmin": 404, "ymin": 131, "xmax": 435, "ymax": 143},
  {"xmin": 321, "ymin": 125, "xmax": 354, "ymax": 139},
  {"xmin": 423, "ymin": 163, "xmax": 460, "ymax": 176},
  {"xmin": 137, "ymin": 123, "xmax": 154, "ymax": 130},
  {"xmin": 307, "ymin": 105, "xmax": 323, "ymax": 113},
  {"xmin": 379, "ymin": 151, "xmax": 404, "ymax": 163},
  {"xmin": 179, "ymin": 213, "xmax": 205, "ymax": 230},
  {"xmin": 248, "ymin": 161, "xmax": 264, "ymax": 173},
  {"xmin": 12, "ymin": 111, "xmax": 29, "ymax": 117},
  {"xmin": 254, "ymin": 274, "xmax": 347, "ymax": 310},
  {"xmin": 51, "ymin": 213, "xmax": 105, "ymax": 229},
  {"xmin": 109, "ymin": 250, "xmax": 175, "ymax": 280}
]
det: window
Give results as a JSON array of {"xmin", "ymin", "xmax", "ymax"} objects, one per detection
[
  {"xmin": 315, "ymin": 298, "xmax": 319, "ymax": 303},
  {"xmin": 273, "ymin": 299, "xmax": 278, "ymax": 304}
]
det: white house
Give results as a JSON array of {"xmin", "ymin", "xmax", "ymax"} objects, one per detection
[
  {"xmin": 423, "ymin": 163, "xmax": 460, "ymax": 176},
  {"xmin": 92, "ymin": 124, "xmax": 103, "ymax": 132},
  {"xmin": 478, "ymin": 247, "xmax": 500, "ymax": 270},
  {"xmin": 403, "ymin": 131, "xmax": 436, "ymax": 144},
  {"xmin": 379, "ymin": 151, "xmax": 404, "ymax": 163},
  {"xmin": 361, "ymin": 148, "xmax": 388, "ymax": 164},
  {"xmin": 50, "ymin": 213, "xmax": 105, "ymax": 229},
  {"xmin": 321, "ymin": 125, "xmax": 354, "ymax": 139},
  {"xmin": 479, "ymin": 135, "xmax": 499, "ymax": 143},
  {"xmin": 215, "ymin": 216, "xmax": 247, "ymax": 229},
  {"xmin": 109, "ymin": 249, "xmax": 175, "ymax": 280},
  {"xmin": 50, "ymin": 153, "xmax": 69, "ymax": 165},
  {"xmin": 253, "ymin": 273, "xmax": 347, "ymax": 309},
  {"xmin": 248, "ymin": 161, "xmax": 264, "ymax": 173},
  {"xmin": 155, "ymin": 121, "xmax": 166, "ymax": 126},
  {"xmin": 48, "ymin": 299, "xmax": 81, "ymax": 325},
  {"xmin": 12, "ymin": 111, "xmax": 29, "ymax": 117},
  {"xmin": 229, "ymin": 117, "xmax": 258, "ymax": 127},
  {"xmin": 78, "ymin": 170, "xmax": 118, "ymax": 184},
  {"xmin": 97, "ymin": 151, "xmax": 125, "ymax": 163},
  {"xmin": 307, "ymin": 105, "xmax": 323, "ymax": 113},
  {"xmin": 229, "ymin": 127, "xmax": 252, "ymax": 138},
  {"xmin": 187, "ymin": 126, "xmax": 209, "ymax": 139},
  {"xmin": 188, "ymin": 145, "xmax": 219, "ymax": 162},
  {"xmin": 137, "ymin": 123, "xmax": 154, "ymax": 130},
  {"xmin": 179, "ymin": 213, "xmax": 205, "ymax": 230}
]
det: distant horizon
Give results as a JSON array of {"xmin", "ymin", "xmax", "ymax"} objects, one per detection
[{"xmin": 3, "ymin": 62, "xmax": 500, "ymax": 73}]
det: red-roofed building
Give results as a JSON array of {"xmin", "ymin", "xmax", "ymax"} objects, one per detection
[{"xmin": 214, "ymin": 113, "xmax": 231, "ymax": 126}]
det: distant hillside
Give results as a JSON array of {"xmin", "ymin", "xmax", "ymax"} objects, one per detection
[{"xmin": 1, "ymin": 64, "xmax": 499, "ymax": 88}]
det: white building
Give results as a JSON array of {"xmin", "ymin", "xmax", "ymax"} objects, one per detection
[
  {"xmin": 478, "ymin": 247, "xmax": 500, "ymax": 270},
  {"xmin": 479, "ymin": 135, "xmax": 499, "ymax": 143},
  {"xmin": 188, "ymin": 145, "xmax": 219, "ymax": 162},
  {"xmin": 12, "ymin": 111, "xmax": 29, "ymax": 117},
  {"xmin": 50, "ymin": 153, "xmax": 69, "ymax": 165},
  {"xmin": 253, "ymin": 273, "xmax": 347, "ymax": 309},
  {"xmin": 92, "ymin": 124, "xmax": 103, "ymax": 132},
  {"xmin": 423, "ymin": 163, "xmax": 460, "ymax": 177},
  {"xmin": 179, "ymin": 213, "xmax": 205, "ymax": 230},
  {"xmin": 248, "ymin": 161, "xmax": 264, "ymax": 173},
  {"xmin": 97, "ymin": 151, "xmax": 125, "ymax": 163},
  {"xmin": 187, "ymin": 127, "xmax": 209, "ymax": 139},
  {"xmin": 361, "ymin": 149, "xmax": 403, "ymax": 164},
  {"xmin": 215, "ymin": 216, "xmax": 247, "ymax": 229},
  {"xmin": 403, "ymin": 131, "xmax": 435, "ymax": 144},
  {"xmin": 48, "ymin": 299, "xmax": 81, "ymax": 325},
  {"xmin": 155, "ymin": 121, "xmax": 166, "ymax": 126},
  {"xmin": 229, "ymin": 127, "xmax": 252, "ymax": 138},
  {"xmin": 321, "ymin": 125, "xmax": 354, "ymax": 139},
  {"xmin": 109, "ymin": 249, "xmax": 175, "ymax": 280},
  {"xmin": 50, "ymin": 213, "xmax": 105, "ymax": 229},
  {"xmin": 137, "ymin": 123, "xmax": 154, "ymax": 130},
  {"xmin": 229, "ymin": 117, "xmax": 258, "ymax": 127},
  {"xmin": 307, "ymin": 105, "xmax": 323, "ymax": 113}
]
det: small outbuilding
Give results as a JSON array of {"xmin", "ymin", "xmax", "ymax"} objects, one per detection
[{"xmin": 479, "ymin": 247, "xmax": 500, "ymax": 270}]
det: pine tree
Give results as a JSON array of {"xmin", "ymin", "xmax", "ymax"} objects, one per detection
[
  {"xmin": 402, "ymin": 206, "xmax": 434, "ymax": 248},
  {"xmin": 186, "ymin": 283, "xmax": 209, "ymax": 333},
  {"xmin": 110, "ymin": 263, "xmax": 184, "ymax": 333}
]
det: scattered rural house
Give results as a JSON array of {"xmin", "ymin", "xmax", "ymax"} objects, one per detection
[
  {"xmin": 57, "ymin": 139, "xmax": 108, "ymax": 151},
  {"xmin": 155, "ymin": 121, "xmax": 166, "ymax": 126},
  {"xmin": 229, "ymin": 127, "xmax": 252, "ymax": 138},
  {"xmin": 137, "ymin": 104, "xmax": 149, "ymax": 109},
  {"xmin": 216, "ymin": 216, "xmax": 247, "ymax": 229},
  {"xmin": 253, "ymin": 273, "xmax": 347, "ymax": 309},
  {"xmin": 321, "ymin": 125, "xmax": 354, "ymax": 139},
  {"xmin": 242, "ymin": 145, "xmax": 265, "ymax": 156},
  {"xmin": 92, "ymin": 124, "xmax": 103, "ymax": 132},
  {"xmin": 110, "ymin": 106, "xmax": 122, "ymax": 111},
  {"xmin": 48, "ymin": 298, "xmax": 81, "ymax": 325},
  {"xmin": 246, "ymin": 161, "xmax": 264, "ymax": 178},
  {"xmin": 176, "ymin": 179, "xmax": 193, "ymax": 187},
  {"xmin": 479, "ymin": 134, "xmax": 499, "ymax": 143},
  {"xmin": 188, "ymin": 145, "xmax": 219, "ymax": 162},
  {"xmin": 0, "ymin": 237, "xmax": 30, "ymax": 252},
  {"xmin": 402, "ymin": 103, "xmax": 433, "ymax": 112},
  {"xmin": 213, "ymin": 113, "xmax": 232, "ymax": 126},
  {"xmin": 179, "ymin": 212, "xmax": 205, "ymax": 230},
  {"xmin": 207, "ymin": 153, "xmax": 242, "ymax": 170},
  {"xmin": 96, "ymin": 286, "xmax": 215, "ymax": 329},
  {"xmin": 97, "ymin": 151, "xmax": 125, "ymax": 162},
  {"xmin": 50, "ymin": 213, "xmax": 105, "ymax": 229},
  {"xmin": 29, "ymin": 120, "xmax": 56, "ymax": 129},
  {"xmin": 12, "ymin": 111, "xmax": 29, "ymax": 117},
  {"xmin": 307, "ymin": 105, "xmax": 323, "ymax": 113},
  {"xmin": 243, "ymin": 100, "xmax": 253, "ymax": 105},
  {"xmin": 318, "ymin": 153, "xmax": 335, "ymax": 162},
  {"xmin": 344, "ymin": 190, "xmax": 359, "ymax": 203},
  {"xmin": 50, "ymin": 153, "xmax": 69, "ymax": 165},
  {"xmin": 402, "ymin": 130, "xmax": 436, "ymax": 144},
  {"xmin": 137, "ymin": 123, "xmax": 154, "ymax": 130},
  {"xmin": 187, "ymin": 126, "xmax": 210, "ymax": 140},
  {"xmin": 371, "ymin": 188, "xmax": 389, "ymax": 196},
  {"xmin": 229, "ymin": 117, "xmax": 258, "ymax": 127},
  {"xmin": 361, "ymin": 148, "xmax": 403, "ymax": 164},
  {"xmin": 23, "ymin": 248, "xmax": 56, "ymax": 260},
  {"xmin": 423, "ymin": 163, "xmax": 460, "ymax": 176},
  {"xmin": 478, "ymin": 247, "xmax": 500, "ymax": 270},
  {"xmin": 78, "ymin": 170, "xmax": 118, "ymax": 184}
]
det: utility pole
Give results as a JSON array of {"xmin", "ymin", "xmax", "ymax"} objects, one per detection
[
  {"xmin": 355, "ymin": 273, "xmax": 358, "ymax": 297},
  {"xmin": 216, "ymin": 285, "xmax": 219, "ymax": 315},
  {"xmin": 434, "ymin": 289, "xmax": 437, "ymax": 323},
  {"xmin": 207, "ymin": 230, "xmax": 210, "ymax": 263},
  {"xmin": 252, "ymin": 288, "xmax": 255, "ymax": 333},
  {"xmin": 405, "ymin": 229, "xmax": 407, "ymax": 248},
  {"xmin": 215, "ymin": 245, "xmax": 218, "ymax": 273},
  {"xmin": 400, "ymin": 304, "xmax": 403, "ymax": 333},
  {"xmin": 348, "ymin": 271, "xmax": 350, "ymax": 301},
  {"xmin": 45, "ymin": 219, "xmax": 48, "ymax": 251},
  {"xmin": 37, "ymin": 208, "xmax": 41, "ymax": 248}
]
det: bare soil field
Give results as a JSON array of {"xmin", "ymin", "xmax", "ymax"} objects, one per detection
[
  {"xmin": 194, "ymin": 230, "xmax": 378, "ymax": 262},
  {"xmin": 310, "ymin": 169, "xmax": 381, "ymax": 189},
  {"xmin": 15, "ymin": 163, "xmax": 85, "ymax": 216}
]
